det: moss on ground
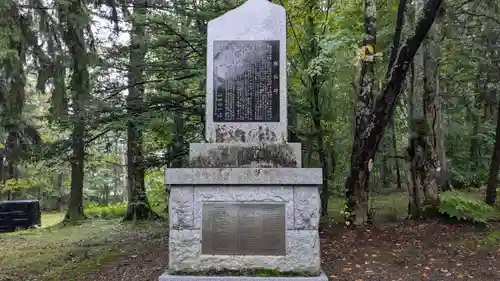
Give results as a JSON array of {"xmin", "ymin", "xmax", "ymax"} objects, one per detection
[{"xmin": 0, "ymin": 214, "xmax": 167, "ymax": 281}]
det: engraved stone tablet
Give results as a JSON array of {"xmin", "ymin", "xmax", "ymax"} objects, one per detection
[
  {"xmin": 213, "ymin": 40, "xmax": 280, "ymax": 123},
  {"xmin": 202, "ymin": 202, "xmax": 285, "ymax": 255}
]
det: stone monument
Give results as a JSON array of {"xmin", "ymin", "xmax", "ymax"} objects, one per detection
[{"xmin": 160, "ymin": 0, "xmax": 327, "ymax": 280}]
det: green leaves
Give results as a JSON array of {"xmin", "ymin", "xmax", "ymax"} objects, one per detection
[{"xmin": 438, "ymin": 191, "xmax": 496, "ymax": 223}]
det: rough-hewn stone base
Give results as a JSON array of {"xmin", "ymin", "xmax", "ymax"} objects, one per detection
[
  {"xmin": 166, "ymin": 168, "xmax": 323, "ymax": 274},
  {"xmin": 189, "ymin": 143, "xmax": 302, "ymax": 168},
  {"xmin": 159, "ymin": 270, "xmax": 329, "ymax": 281}
]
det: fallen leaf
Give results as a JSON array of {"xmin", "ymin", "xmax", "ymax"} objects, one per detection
[
  {"xmin": 423, "ymin": 273, "xmax": 429, "ymax": 279},
  {"xmin": 457, "ymin": 274, "xmax": 464, "ymax": 279},
  {"xmin": 342, "ymin": 268, "xmax": 352, "ymax": 271}
]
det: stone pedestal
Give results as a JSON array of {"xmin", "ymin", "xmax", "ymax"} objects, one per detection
[
  {"xmin": 160, "ymin": 168, "xmax": 327, "ymax": 281},
  {"xmin": 159, "ymin": 272, "xmax": 329, "ymax": 281}
]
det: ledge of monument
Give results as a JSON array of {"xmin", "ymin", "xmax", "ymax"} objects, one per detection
[
  {"xmin": 159, "ymin": 270, "xmax": 329, "ymax": 281},
  {"xmin": 188, "ymin": 142, "xmax": 302, "ymax": 168},
  {"xmin": 165, "ymin": 167, "xmax": 322, "ymax": 185}
]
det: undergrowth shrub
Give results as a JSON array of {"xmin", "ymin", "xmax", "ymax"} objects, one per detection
[
  {"xmin": 486, "ymin": 231, "xmax": 500, "ymax": 246},
  {"xmin": 85, "ymin": 203, "xmax": 127, "ymax": 219},
  {"xmin": 146, "ymin": 170, "xmax": 168, "ymax": 213},
  {"xmin": 438, "ymin": 191, "xmax": 494, "ymax": 223}
]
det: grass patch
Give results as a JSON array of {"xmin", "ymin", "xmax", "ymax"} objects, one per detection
[
  {"xmin": 84, "ymin": 203, "xmax": 127, "ymax": 219},
  {"xmin": 0, "ymin": 216, "xmax": 167, "ymax": 281},
  {"xmin": 42, "ymin": 212, "xmax": 65, "ymax": 227},
  {"xmin": 327, "ymin": 192, "xmax": 408, "ymax": 222}
]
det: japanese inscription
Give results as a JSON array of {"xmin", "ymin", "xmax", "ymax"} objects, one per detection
[{"xmin": 213, "ymin": 40, "xmax": 280, "ymax": 122}]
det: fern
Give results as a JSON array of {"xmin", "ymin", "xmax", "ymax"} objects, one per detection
[{"xmin": 438, "ymin": 191, "xmax": 494, "ymax": 223}]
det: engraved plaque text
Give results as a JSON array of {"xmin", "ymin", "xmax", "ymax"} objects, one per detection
[
  {"xmin": 213, "ymin": 40, "xmax": 280, "ymax": 122},
  {"xmin": 202, "ymin": 203, "xmax": 286, "ymax": 255}
]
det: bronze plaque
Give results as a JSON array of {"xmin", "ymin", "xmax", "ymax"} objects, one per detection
[{"xmin": 201, "ymin": 202, "xmax": 286, "ymax": 256}]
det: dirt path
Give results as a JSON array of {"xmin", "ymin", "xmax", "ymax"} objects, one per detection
[
  {"xmin": 79, "ymin": 221, "xmax": 500, "ymax": 281},
  {"xmin": 321, "ymin": 221, "xmax": 500, "ymax": 281},
  {"xmin": 78, "ymin": 234, "xmax": 168, "ymax": 281}
]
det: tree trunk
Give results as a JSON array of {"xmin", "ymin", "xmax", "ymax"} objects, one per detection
[
  {"xmin": 391, "ymin": 117, "xmax": 403, "ymax": 190},
  {"xmin": 66, "ymin": 120, "xmax": 86, "ymax": 222},
  {"xmin": 123, "ymin": 0, "xmax": 159, "ymax": 221},
  {"xmin": 345, "ymin": 0, "xmax": 377, "ymax": 225},
  {"xmin": 469, "ymin": 71, "xmax": 482, "ymax": 187},
  {"xmin": 171, "ymin": 113, "xmax": 185, "ymax": 168},
  {"xmin": 423, "ymin": 12, "xmax": 447, "ymax": 189},
  {"xmin": 485, "ymin": 99, "xmax": 500, "ymax": 205},
  {"xmin": 405, "ymin": 0, "xmax": 440, "ymax": 218},
  {"xmin": 121, "ymin": 142, "xmax": 128, "ymax": 202},
  {"xmin": 59, "ymin": 0, "xmax": 90, "ymax": 223},
  {"xmin": 381, "ymin": 134, "xmax": 392, "ymax": 190},
  {"xmin": 387, "ymin": 0, "xmax": 408, "ymax": 191},
  {"xmin": 288, "ymin": 102, "xmax": 300, "ymax": 143},
  {"xmin": 314, "ymin": 86, "xmax": 329, "ymax": 218},
  {"xmin": 103, "ymin": 183, "xmax": 110, "ymax": 206},
  {"xmin": 407, "ymin": 60, "xmax": 421, "ymax": 217},
  {"xmin": 345, "ymin": 0, "xmax": 444, "ymax": 224},
  {"xmin": 54, "ymin": 172, "xmax": 65, "ymax": 211}
]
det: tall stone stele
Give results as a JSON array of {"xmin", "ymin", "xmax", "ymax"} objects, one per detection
[{"xmin": 160, "ymin": 0, "xmax": 327, "ymax": 280}]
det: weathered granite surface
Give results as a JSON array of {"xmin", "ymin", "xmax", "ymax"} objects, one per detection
[
  {"xmin": 189, "ymin": 143, "xmax": 302, "ymax": 168},
  {"xmin": 168, "ymin": 230, "xmax": 320, "ymax": 274},
  {"xmin": 294, "ymin": 187, "xmax": 320, "ymax": 230},
  {"xmin": 165, "ymin": 168, "xmax": 322, "ymax": 185},
  {"xmin": 169, "ymin": 186, "xmax": 194, "ymax": 230},
  {"xmin": 192, "ymin": 186, "xmax": 294, "ymax": 230},
  {"xmin": 159, "ymin": 272, "xmax": 329, "ymax": 281},
  {"xmin": 168, "ymin": 185, "xmax": 321, "ymax": 231},
  {"xmin": 205, "ymin": 0, "xmax": 288, "ymax": 143}
]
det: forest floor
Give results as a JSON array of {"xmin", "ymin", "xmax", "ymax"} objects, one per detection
[{"xmin": 1, "ymin": 193, "xmax": 499, "ymax": 281}]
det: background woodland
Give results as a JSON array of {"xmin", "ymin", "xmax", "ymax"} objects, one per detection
[{"xmin": 0, "ymin": 0, "xmax": 499, "ymax": 225}]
